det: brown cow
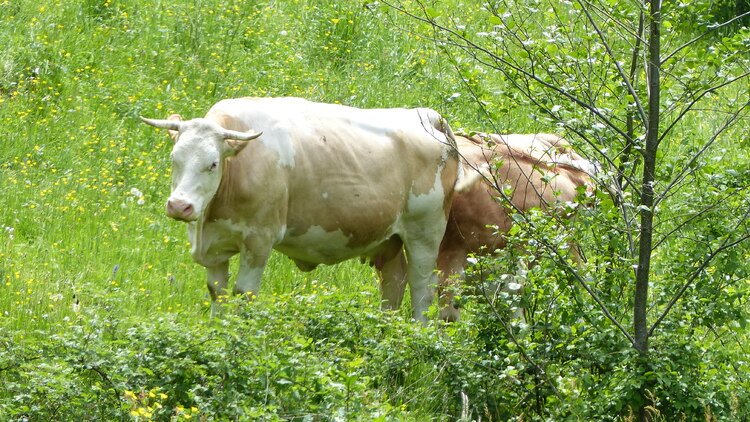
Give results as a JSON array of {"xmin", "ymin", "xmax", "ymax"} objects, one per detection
[{"xmin": 438, "ymin": 133, "xmax": 596, "ymax": 322}]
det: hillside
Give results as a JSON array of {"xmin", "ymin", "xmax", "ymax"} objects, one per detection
[{"xmin": 2, "ymin": 0, "xmax": 749, "ymax": 420}]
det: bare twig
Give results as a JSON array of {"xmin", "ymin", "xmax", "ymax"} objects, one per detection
[
  {"xmin": 656, "ymin": 98, "xmax": 750, "ymax": 206},
  {"xmin": 652, "ymin": 187, "xmax": 748, "ymax": 250},
  {"xmin": 378, "ymin": 0, "xmax": 637, "ymax": 147},
  {"xmin": 658, "ymin": 73, "xmax": 750, "ymax": 147}
]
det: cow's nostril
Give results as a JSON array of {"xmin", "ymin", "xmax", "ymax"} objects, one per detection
[{"xmin": 167, "ymin": 200, "xmax": 194, "ymax": 219}]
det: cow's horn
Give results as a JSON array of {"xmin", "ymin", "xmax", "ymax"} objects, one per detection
[
  {"xmin": 222, "ymin": 129, "xmax": 263, "ymax": 141},
  {"xmin": 140, "ymin": 117, "xmax": 182, "ymax": 132}
]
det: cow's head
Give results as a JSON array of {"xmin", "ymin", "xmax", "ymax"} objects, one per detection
[{"xmin": 141, "ymin": 115, "xmax": 262, "ymax": 222}]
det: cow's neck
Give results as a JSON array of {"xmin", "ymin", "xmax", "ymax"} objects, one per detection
[
  {"xmin": 206, "ymin": 156, "xmax": 239, "ymax": 222},
  {"xmin": 189, "ymin": 159, "xmax": 233, "ymax": 261}
]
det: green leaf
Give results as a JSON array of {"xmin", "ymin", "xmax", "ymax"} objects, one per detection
[{"xmin": 426, "ymin": 7, "xmax": 442, "ymax": 19}]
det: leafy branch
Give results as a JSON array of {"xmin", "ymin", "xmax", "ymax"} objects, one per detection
[
  {"xmin": 649, "ymin": 205, "xmax": 750, "ymax": 336},
  {"xmin": 661, "ymin": 10, "xmax": 750, "ymax": 65}
]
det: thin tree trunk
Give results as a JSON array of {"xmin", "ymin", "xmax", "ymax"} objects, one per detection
[
  {"xmin": 634, "ymin": 0, "xmax": 661, "ymax": 420},
  {"xmin": 635, "ymin": 0, "xmax": 661, "ymax": 359}
]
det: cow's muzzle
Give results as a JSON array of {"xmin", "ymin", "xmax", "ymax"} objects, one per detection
[{"xmin": 167, "ymin": 199, "xmax": 196, "ymax": 221}]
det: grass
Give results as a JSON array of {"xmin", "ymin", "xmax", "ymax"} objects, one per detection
[
  {"xmin": 0, "ymin": 0, "xmax": 411, "ymax": 329},
  {"xmin": 1, "ymin": 0, "xmax": 513, "ymax": 335}
]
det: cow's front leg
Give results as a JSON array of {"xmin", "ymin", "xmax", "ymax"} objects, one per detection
[
  {"xmin": 233, "ymin": 238, "xmax": 273, "ymax": 300},
  {"xmin": 379, "ymin": 249, "xmax": 408, "ymax": 311},
  {"xmin": 206, "ymin": 261, "xmax": 230, "ymax": 317}
]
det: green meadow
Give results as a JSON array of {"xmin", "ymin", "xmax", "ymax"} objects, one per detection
[
  {"xmin": 2, "ymin": 0, "xmax": 749, "ymax": 420},
  {"xmin": 1, "ymin": 0, "xmax": 448, "ymax": 331}
]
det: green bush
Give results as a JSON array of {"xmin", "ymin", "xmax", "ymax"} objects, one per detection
[{"xmin": 0, "ymin": 294, "xmax": 418, "ymax": 421}]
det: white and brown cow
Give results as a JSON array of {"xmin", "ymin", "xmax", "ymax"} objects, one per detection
[
  {"xmin": 437, "ymin": 133, "xmax": 597, "ymax": 322},
  {"xmin": 141, "ymin": 97, "xmax": 467, "ymax": 322}
]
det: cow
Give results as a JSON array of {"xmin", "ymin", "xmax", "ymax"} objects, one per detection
[
  {"xmin": 437, "ymin": 133, "xmax": 597, "ymax": 322},
  {"xmin": 141, "ymin": 97, "xmax": 470, "ymax": 323}
]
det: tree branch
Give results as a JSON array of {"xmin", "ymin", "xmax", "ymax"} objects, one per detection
[
  {"xmin": 379, "ymin": 0, "xmax": 637, "ymax": 146},
  {"xmin": 577, "ymin": 0, "xmax": 650, "ymax": 48},
  {"xmin": 652, "ymin": 187, "xmax": 748, "ymax": 250},
  {"xmin": 658, "ymin": 72, "xmax": 750, "ymax": 147},
  {"xmin": 655, "ymin": 97, "xmax": 750, "ymax": 207},
  {"xmin": 661, "ymin": 11, "xmax": 750, "ymax": 65},
  {"xmin": 478, "ymin": 274, "xmax": 565, "ymax": 401},
  {"xmin": 575, "ymin": 0, "xmax": 647, "ymax": 125},
  {"xmin": 481, "ymin": 175, "xmax": 637, "ymax": 346},
  {"xmin": 649, "ymin": 205, "xmax": 750, "ymax": 336}
]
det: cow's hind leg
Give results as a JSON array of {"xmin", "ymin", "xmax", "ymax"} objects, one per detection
[{"xmin": 403, "ymin": 240, "xmax": 442, "ymax": 324}]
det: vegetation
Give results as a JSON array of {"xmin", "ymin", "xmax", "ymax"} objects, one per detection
[
  {"xmin": 380, "ymin": 0, "xmax": 750, "ymax": 419},
  {"xmin": 1, "ymin": 0, "xmax": 748, "ymax": 420}
]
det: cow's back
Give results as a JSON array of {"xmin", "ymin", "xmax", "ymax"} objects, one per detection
[{"xmin": 444, "ymin": 135, "xmax": 591, "ymax": 257}]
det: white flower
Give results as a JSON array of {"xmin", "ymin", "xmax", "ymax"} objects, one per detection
[{"xmin": 506, "ymin": 282, "xmax": 523, "ymax": 292}]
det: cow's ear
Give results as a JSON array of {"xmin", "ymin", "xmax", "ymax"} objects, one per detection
[
  {"xmin": 222, "ymin": 129, "xmax": 262, "ymax": 156},
  {"xmin": 166, "ymin": 114, "xmax": 183, "ymax": 141},
  {"xmin": 224, "ymin": 139, "xmax": 252, "ymax": 156}
]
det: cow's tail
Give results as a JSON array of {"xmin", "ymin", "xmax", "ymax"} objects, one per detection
[{"xmin": 421, "ymin": 109, "xmax": 488, "ymax": 194}]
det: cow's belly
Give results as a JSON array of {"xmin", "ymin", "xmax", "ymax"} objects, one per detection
[{"xmin": 275, "ymin": 224, "xmax": 395, "ymax": 266}]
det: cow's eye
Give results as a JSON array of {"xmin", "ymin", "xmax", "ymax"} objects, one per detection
[{"xmin": 207, "ymin": 161, "xmax": 218, "ymax": 172}]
